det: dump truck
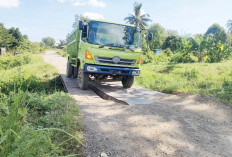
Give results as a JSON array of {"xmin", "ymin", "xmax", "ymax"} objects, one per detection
[{"xmin": 66, "ymin": 19, "xmax": 153, "ymax": 90}]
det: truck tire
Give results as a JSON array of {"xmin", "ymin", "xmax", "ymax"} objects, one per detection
[
  {"xmin": 73, "ymin": 66, "xmax": 78, "ymax": 78},
  {"xmin": 66, "ymin": 60, "xmax": 73, "ymax": 78},
  {"xmin": 122, "ymin": 76, "xmax": 134, "ymax": 88},
  {"xmin": 78, "ymin": 66, "xmax": 89, "ymax": 90}
]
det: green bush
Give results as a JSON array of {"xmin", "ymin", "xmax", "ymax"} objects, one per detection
[
  {"xmin": 163, "ymin": 48, "xmax": 173, "ymax": 56},
  {"xmin": 142, "ymin": 51, "xmax": 170, "ymax": 64},
  {"xmin": 141, "ymin": 51, "xmax": 154, "ymax": 64},
  {"xmin": 170, "ymin": 53, "xmax": 197, "ymax": 63},
  {"xmin": 0, "ymin": 54, "xmax": 32, "ymax": 70},
  {"xmin": 153, "ymin": 53, "xmax": 170, "ymax": 64}
]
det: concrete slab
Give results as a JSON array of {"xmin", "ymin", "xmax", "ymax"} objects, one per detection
[{"xmin": 91, "ymin": 81, "xmax": 168, "ymax": 106}]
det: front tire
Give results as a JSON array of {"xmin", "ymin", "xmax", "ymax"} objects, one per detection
[
  {"xmin": 122, "ymin": 76, "xmax": 134, "ymax": 88},
  {"xmin": 66, "ymin": 60, "xmax": 73, "ymax": 78},
  {"xmin": 78, "ymin": 66, "xmax": 89, "ymax": 90}
]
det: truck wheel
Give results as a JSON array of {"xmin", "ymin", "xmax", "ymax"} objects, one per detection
[
  {"xmin": 78, "ymin": 66, "xmax": 89, "ymax": 90},
  {"xmin": 73, "ymin": 66, "xmax": 78, "ymax": 78},
  {"xmin": 122, "ymin": 76, "xmax": 134, "ymax": 88},
  {"xmin": 66, "ymin": 60, "xmax": 73, "ymax": 78}
]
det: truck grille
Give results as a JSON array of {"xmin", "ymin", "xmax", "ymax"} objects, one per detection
[{"xmin": 95, "ymin": 56, "xmax": 136, "ymax": 66}]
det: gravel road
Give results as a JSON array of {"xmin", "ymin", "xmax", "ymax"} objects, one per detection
[{"xmin": 43, "ymin": 51, "xmax": 232, "ymax": 157}]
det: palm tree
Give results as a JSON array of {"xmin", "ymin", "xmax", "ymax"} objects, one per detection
[
  {"xmin": 227, "ymin": 19, "xmax": 232, "ymax": 33},
  {"xmin": 124, "ymin": 2, "xmax": 151, "ymax": 29}
]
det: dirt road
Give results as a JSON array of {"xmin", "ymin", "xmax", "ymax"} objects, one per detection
[{"xmin": 43, "ymin": 51, "xmax": 232, "ymax": 157}]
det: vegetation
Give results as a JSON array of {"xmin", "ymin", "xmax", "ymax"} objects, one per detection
[
  {"xmin": 205, "ymin": 23, "xmax": 227, "ymax": 43},
  {"xmin": 0, "ymin": 23, "xmax": 17, "ymax": 49},
  {"xmin": 55, "ymin": 40, "xmax": 68, "ymax": 57},
  {"xmin": 124, "ymin": 2, "xmax": 151, "ymax": 29},
  {"xmin": 0, "ymin": 54, "xmax": 83, "ymax": 156},
  {"xmin": 41, "ymin": 37, "xmax": 56, "ymax": 48},
  {"xmin": 0, "ymin": 22, "xmax": 81, "ymax": 156},
  {"xmin": 140, "ymin": 22, "xmax": 232, "ymax": 64},
  {"xmin": 148, "ymin": 24, "xmax": 166, "ymax": 50}
]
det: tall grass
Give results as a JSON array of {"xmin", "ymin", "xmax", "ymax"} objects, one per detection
[{"xmin": 0, "ymin": 54, "xmax": 83, "ymax": 156}]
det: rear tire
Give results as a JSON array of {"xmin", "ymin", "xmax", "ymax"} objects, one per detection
[
  {"xmin": 73, "ymin": 66, "xmax": 78, "ymax": 78},
  {"xmin": 122, "ymin": 76, "xmax": 134, "ymax": 88},
  {"xmin": 78, "ymin": 66, "xmax": 89, "ymax": 90},
  {"xmin": 66, "ymin": 60, "xmax": 73, "ymax": 78}
]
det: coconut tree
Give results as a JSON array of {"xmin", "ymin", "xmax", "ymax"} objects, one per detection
[
  {"xmin": 227, "ymin": 19, "xmax": 232, "ymax": 33},
  {"xmin": 124, "ymin": 2, "xmax": 151, "ymax": 29}
]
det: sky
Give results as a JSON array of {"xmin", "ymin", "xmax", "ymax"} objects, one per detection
[{"xmin": 0, "ymin": 0, "xmax": 231, "ymax": 42}]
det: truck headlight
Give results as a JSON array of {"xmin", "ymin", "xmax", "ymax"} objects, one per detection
[
  {"xmin": 87, "ymin": 66, "xmax": 98, "ymax": 72},
  {"xmin": 132, "ymin": 70, "xmax": 140, "ymax": 76}
]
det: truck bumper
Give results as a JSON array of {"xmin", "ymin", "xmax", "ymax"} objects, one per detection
[{"xmin": 84, "ymin": 64, "xmax": 141, "ymax": 76}]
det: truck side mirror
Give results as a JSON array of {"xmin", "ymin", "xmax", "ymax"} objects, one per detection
[
  {"xmin": 82, "ymin": 25, "xmax": 87, "ymax": 38},
  {"xmin": 148, "ymin": 32, "xmax": 153, "ymax": 41},
  {"xmin": 79, "ymin": 21, "xmax": 84, "ymax": 30}
]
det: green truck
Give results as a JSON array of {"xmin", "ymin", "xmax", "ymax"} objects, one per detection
[{"xmin": 66, "ymin": 19, "xmax": 152, "ymax": 90}]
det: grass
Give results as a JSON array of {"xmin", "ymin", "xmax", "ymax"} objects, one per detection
[
  {"xmin": 136, "ymin": 60, "xmax": 232, "ymax": 104},
  {"xmin": 0, "ymin": 54, "xmax": 83, "ymax": 156}
]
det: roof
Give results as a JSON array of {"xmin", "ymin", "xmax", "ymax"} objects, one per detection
[
  {"xmin": 89, "ymin": 19, "xmax": 136, "ymax": 27},
  {"xmin": 67, "ymin": 19, "xmax": 136, "ymax": 38}
]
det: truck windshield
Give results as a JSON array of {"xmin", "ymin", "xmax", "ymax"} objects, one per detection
[{"xmin": 88, "ymin": 21, "xmax": 141, "ymax": 49}]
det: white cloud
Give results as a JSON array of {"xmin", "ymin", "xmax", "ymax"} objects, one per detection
[
  {"xmin": 0, "ymin": 0, "xmax": 19, "ymax": 8},
  {"xmin": 73, "ymin": 0, "xmax": 106, "ymax": 7},
  {"xmin": 83, "ymin": 12, "xmax": 104, "ymax": 20},
  {"xmin": 56, "ymin": 0, "xmax": 106, "ymax": 7},
  {"xmin": 57, "ymin": 0, "xmax": 67, "ymax": 2},
  {"xmin": 88, "ymin": 0, "xmax": 106, "ymax": 7}
]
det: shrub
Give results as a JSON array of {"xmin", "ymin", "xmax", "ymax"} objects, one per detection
[
  {"xmin": 170, "ymin": 53, "xmax": 197, "ymax": 63},
  {"xmin": 141, "ymin": 51, "xmax": 154, "ymax": 64},
  {"xmin": 153, "ymin": 53, "xmax": 170, "ymax": 64},
  {"xmin": 0, "ymin": 54, "xmax": 32, "ymax": 70},
  {"xmin": 163, "ymin": 48, "xmax": 173, "ymax": 56},
  {"xmin": 141, "ymin": 51, "xmax": 170, "ymax": 64}
]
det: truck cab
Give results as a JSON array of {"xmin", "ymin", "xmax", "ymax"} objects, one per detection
[{"xmin": 66, "ymin": 19, "xmax": 151, "ymax": 90}]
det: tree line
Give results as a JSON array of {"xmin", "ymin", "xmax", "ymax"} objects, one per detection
[
  {"xmin": 0, "ymin": 23, "xmax": 46, "ymax": 53},
  {"xmin": 0, "ymin": 23, "xmax": 67, "ymax": 54},
  {"xmin": 146, "ymin": 23, "xmax": 232, "ymax": 63}
]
